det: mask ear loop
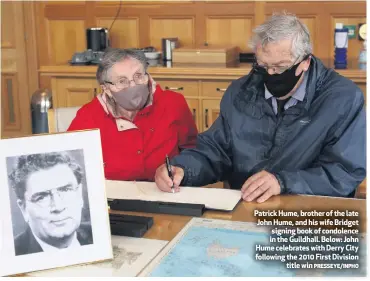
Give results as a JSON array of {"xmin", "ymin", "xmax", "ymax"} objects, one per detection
[
  {"xmin": 104, "ymin": 88, "xmax": 120, "ymax": 117},
  {"xmin": 144, "ymin": 73, "xmax": 153, "ymax": 107},
  {"xmin": 296, "ymin": 53, "xmax": 311, "ymax": 73},
  {"xmin": 147, "ymin": 73, "xmax": 153, "ymax": 94},
  {"xmin": 287, "ymin": 53, "xmax": 311, "ymax": 74},
  {"xmin": 145, "ymin": 62, "xmax": 152, "ymax": 94}
]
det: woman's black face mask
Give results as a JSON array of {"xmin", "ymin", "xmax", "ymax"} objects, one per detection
[{"xmin": 254, "ymin": 54, "xmax": 310, "ymax": 98}]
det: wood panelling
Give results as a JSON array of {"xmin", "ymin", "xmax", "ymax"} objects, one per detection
[
  {"xmin": 53, "ymin": 78, "xmax": 99, "ymax": 108},
  {"xmin": 1, "ymin": 74, "xmax": 21, "ymax": 131},
  {"xmin": 203, "ymin": 2, "xmax": 255, "ymax": 16},
  {"xmin": 254, "ymin": 1, "xmax": 266, "ymax": 26},
  {"xmin": 1, "ymin": 2, "xmax": 16, "ymax": 48},
  {"xmin": 23, "ymin": 1, "xmax": 40, "ymax": 96},
  {"xmin": 149, "ymin": 17, "xmax": 195, "ymax": 49},
  {"xmin": 2, "ymin": 49, "xmax": 17, "ymax": 73},
  {"xmin": 201, "ymin": 80, "xmax": 231, "ymax": 97},
  {"xmin": 203, "ymin": 2, "xmax": 256, "ymax": 50},
  {"xmin": 33, "ymin": 1, "xmax": 365, "ymax": 93},
  {"xmin": 44, "ymin": 3, "xmax": 87, "ymax": 19},
  {"xmin": 206, "ymin": 17, "xmax": 254, "ymax": 51},
  {"xmin": 46, "ymin": 19, "xmax": 86, "ymax": 64},
  {"xmin": 34, "ymin": 1, "xmax": 366, "ymax": 65},
  {"xmin": 34, "ymin": 1, "xmax": 366, "ymax": 66},
  {"xmin": 186, "ymin": 99, "xmax": 200, "ymax": 131},
  {"xmin": 1, "ymin": 2, "xmax": 32, "ymax": 138},
  {"xmin": 96, "ymin": 18, "xmax": 140, "ymax": 48},
  {"xmin": 202, "ymin": 99, "xmax": 221, "ymax": 131},
  {"xmin": 155, "ymin": 79, "xmax": 199, "ymax": 96}
]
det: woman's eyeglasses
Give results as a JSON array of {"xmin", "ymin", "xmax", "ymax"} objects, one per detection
[{"xmin": 105, "ymin": 73, "xmax": 149, "ymax": 90}]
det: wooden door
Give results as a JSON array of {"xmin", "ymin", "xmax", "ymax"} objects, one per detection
[
  {"xmin": 185, "ymin": 99, "xmax": 200, "ymax": 131},
  {"xmin": 155, "ymin": 79, "xmax": 199, "ymax": 97},
  {"xmin": 1, "ymin": 2, "xmax": 32, "ymax": 138},
  {"xmin": 53, "ymin": 78, "xmax": 100, "ymax": 108},
  {"xmin": 202, "ymin": 99, "xmax": 221, "ymax": 132}
]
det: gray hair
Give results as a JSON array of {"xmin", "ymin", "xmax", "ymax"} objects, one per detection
[
  {"xmin": 249, "ymin": 12, "xmax": 312, "ymax": 60},
  {"xmin": 96, "ymin": 48, "xmax": 148, "ymax": 84}
]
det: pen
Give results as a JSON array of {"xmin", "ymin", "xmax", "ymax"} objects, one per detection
[{"xmin": 165, "ymin": 154, "xmax": 175, "ymax": 193}]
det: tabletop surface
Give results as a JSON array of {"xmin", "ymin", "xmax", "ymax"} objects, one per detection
[{"xmin": 110, "ymin": 194, "xmax": 367, "ymax": 241}]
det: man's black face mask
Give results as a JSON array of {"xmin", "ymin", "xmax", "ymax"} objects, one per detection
[{"xmin": 254, "ymin": 54, "xmax": 310, "ymax": 98}]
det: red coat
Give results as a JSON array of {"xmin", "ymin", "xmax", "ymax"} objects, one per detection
[{"xmin": 68, "ymin": 85, "xmax": 198, "ymax": 181}]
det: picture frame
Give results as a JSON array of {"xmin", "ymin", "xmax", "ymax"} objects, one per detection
[{"xmin": 0, "ymin": 130, "xmax": 112, "ymax": 276}]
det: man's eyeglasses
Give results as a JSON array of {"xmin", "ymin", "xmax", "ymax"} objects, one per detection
[
  {"xmin": 27, "ymin": 185, "xmax": 80, "ymax": 208},
  {"xmin": 105, "ymin": 73, "xmax": 149, "ymax": 90},
  {"xmin": 253, "ymin": 54, "xmax": 310, "ymax": 75}
]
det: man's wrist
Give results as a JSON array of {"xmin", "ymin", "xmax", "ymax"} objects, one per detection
[
  {"xmin": 170, "ymin": 162, "xmax": 187, "ymax": 185},
  {"xmin": 274, "ymin": 173, "xmax": 286, "ymax": 194}
]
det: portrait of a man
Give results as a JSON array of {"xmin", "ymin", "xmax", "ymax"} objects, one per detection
[{"xmin": 7, "ymin": 150, "xmax": 94, "ymax": 256}]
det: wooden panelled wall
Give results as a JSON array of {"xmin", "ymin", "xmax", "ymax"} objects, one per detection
[
  {"xmin": 1, "ymin": 1, "xmax": 38, "ymax": 138},
  {"xmin": 35, "ymin": 1, "xmax": 366, "ymax": 88}
]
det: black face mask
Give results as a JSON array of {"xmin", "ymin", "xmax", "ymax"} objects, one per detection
[{"xmin": 254, "ymin": 57, "xmax": 307, "ymax": 98}]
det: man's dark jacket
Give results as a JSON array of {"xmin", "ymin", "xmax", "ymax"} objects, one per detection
[
  {"xmin": 14, "ymin": 222, "xmax": 93, "ymax": 256},
  {"xmin": 172, "ymin": 56, "xmax": 366, "ymax": 197}
]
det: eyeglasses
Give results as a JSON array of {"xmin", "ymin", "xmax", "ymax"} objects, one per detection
[
  {"xmin": 253, "ymin": 54, "xmax": 310, "ymax": 75},
  {"xmin": 105, "ymin": 73, "xmax": 149, "ymax": 90},
  {"xmin": 27, "ymin": 185, "xmax": 80, "ymax": 208}
]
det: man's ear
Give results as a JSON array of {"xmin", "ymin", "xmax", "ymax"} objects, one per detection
[
  {"xmin": 303, "ymin": 56, "xmax": 312, "ymax": 71},
  {"xmin": 17, "ymin": 199, "xmax": 29, "ymax": 223},
  {"xmin": 297, "ymin": 57, "xmax": 311, "ymax": 76}
]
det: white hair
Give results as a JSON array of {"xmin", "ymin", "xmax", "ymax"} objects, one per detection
[
  {"xmin": 96, "ymin": 48, "xmax": 148, "ymax": 85},
  {"xmin": 249, "ymin": 12, "xmax": 312, "ymax": 60}
]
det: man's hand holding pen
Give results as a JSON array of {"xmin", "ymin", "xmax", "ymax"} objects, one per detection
[
  {"xmin": 165, "ymin": 155, "xmax": 176, "ymax": 193},
  {"xmin": 155, "ymin": 155, "xmax": 184, "ymax": 193}
]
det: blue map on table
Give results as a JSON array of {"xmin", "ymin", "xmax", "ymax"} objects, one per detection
[
  {"xmin": 149, "ymin": 226, "xmax": 295, "ymax": 277},
  {"xmin": 148, "ymin": 222, "xmax": 366, "ymax": 277}
]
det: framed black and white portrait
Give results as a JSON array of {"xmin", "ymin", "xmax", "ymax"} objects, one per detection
[{"xmin": 0, "ymin": 130, "xmax": 112, "ymax": 276}]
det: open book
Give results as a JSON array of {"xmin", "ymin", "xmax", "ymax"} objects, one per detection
[{"xmin": 105, "ymin": 181, "xmax": 241, "ymax": 211}]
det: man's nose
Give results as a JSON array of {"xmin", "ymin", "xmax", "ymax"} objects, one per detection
[{"xmin": 49, "ymin": 191, "xmax": 66, "ymax": 212}]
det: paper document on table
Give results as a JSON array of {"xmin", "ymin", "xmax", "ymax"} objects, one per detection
[
  {"xmin": 29, "ymin": 236, "xmax": 168, "ymax": 277},
  {"xmin": 105, "ymin": 180, "xmax": 241, "ymax": 211}
]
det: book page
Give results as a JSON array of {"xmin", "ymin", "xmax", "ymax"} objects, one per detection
[{"xmin": 105, "ymin": 181, "xmax": 241, "ymax": 211}]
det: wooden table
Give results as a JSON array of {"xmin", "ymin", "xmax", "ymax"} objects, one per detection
[
  {"xmin": 15, "ymin": 194, "xmax": 364, "ymax": 277},
  {"xmin": 111, "ymin": 194, "xmax": 367, "ymax": 241}
]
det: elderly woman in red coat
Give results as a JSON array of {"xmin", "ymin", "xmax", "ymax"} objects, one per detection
[{"xmin": 68, "ymin": 48, "xmax": 198, "ymax": 181}]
